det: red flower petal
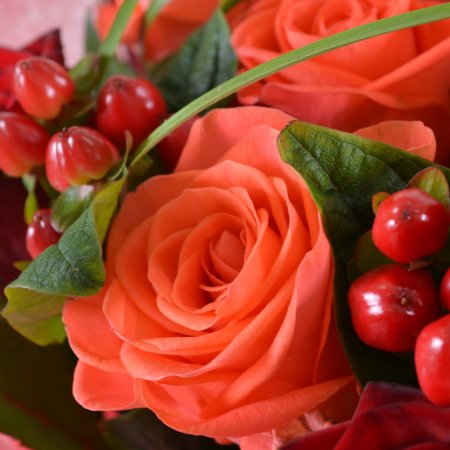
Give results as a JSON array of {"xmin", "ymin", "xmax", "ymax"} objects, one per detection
[
  {"xmin": 282, "ymin": 421, "xmax": 349, "ymax": 450},
  {"xmin": 21, "ymin": 29, "xmax": 64, "ymax": 65}
]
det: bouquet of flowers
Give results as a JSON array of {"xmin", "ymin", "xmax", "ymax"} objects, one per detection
[{"xmin": 1, "ymin": 1, "xmax": 450, "ymax": 449}]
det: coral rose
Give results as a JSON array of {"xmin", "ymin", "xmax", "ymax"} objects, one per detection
[
  {"xmin": 63, "ymin": 107, "xmax": 435, "ymax": 449},
  {"xmin": 230, "ymin": 0, "xmax": 450, "ymax": 165},
  {"xmin": 94, "ymin": 0, "xmax": 219, "ymax": 62}
]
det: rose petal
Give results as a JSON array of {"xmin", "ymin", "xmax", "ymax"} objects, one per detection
[
  {"xmin": 355, "ymin": 121, "xmax": 436, "ymax": 161},
  {"xmin": 63, "ymin": 294, "xmax": 125, "ymax": 372},
  {"xmin": 73, "ymin": 361, "xmax": 145, "ymax": 411}
]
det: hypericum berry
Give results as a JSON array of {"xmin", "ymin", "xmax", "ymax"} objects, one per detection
[
  {"xmin": 26, "ymin": 209, "xmax": 61, "ymax": 259},
  {"xmin": 13, "ymin": 56, "xmax": 74, "ymax": 119},
  {"xmin": 415, "ymin": 314, "xmax": 450, "ymax": 405},
  {"xmin": 440, "ymin": 268, "xmax": 450, "ymax": 311},
  {"xmin": 95, "ymin": 75, "xmax": 167, "ymax": 149},
  {"xmin": 348, "ymin": 264, "xmax": 440, "ymax": 352},
  {"xmin": 0, "ymin": 112, "xmax": 49, "ymax": 176},
  {"xmin": 372, "ymin": 188, "xmax": 448, "ymax": 264},
  {"xmin": 45, "ymin": 126, "xmax": 120, "ymax": 192}
]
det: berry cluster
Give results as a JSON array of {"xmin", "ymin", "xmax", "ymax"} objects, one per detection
[
  {"xmin": 0, "ymin": 55, "xmax": 167, "ymax": 258},
  {"xmin": 348, "ymin": 181, "xmax": 450, "ymax": 405}
]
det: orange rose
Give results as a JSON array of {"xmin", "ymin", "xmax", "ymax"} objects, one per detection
[
  {"xmin": 63, "ymin": 107, "xmax": 434, "ymax": 449},
  {"xmin": 231, "ymin": 0, "xmax": 450, "ymax": 165},
  {"xmin": 94, "ymin": 0, "xmax": 219, "ymax": 61}
]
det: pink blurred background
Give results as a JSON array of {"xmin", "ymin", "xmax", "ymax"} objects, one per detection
[{"xmin": 0, "ymin": 0, "xmax": 96, "ymax": 65}]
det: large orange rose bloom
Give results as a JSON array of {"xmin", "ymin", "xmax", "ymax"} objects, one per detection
[
  {"xmin": 231, "ymin": 0, "xmax": 450, "ymax": 165},
  {"xmin": 63, "ymin": 107, "xmax": 435, "ymax": 448}
]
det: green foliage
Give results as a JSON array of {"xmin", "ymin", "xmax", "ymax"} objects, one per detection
[
  {"xmin": 2, "ymin": 177, "xmax": 125, "ymax": 346},
  {"xmin": 3, "ymin": 207, "xmax": 104, "ymax": 345},
  {"xmin": 408, "ymin": 166, "xmax": 450, "ymax": 208},
  {"xmin": 278, "ymin": 121, "xmax": 450, "ymax": 386},
  {"xmin": 149, "ymin": 10, "xmax": 237, "ymax": 112},
  {"xmin": 51, "ymin": 185, "xmax": 95, "ymax": 232}
]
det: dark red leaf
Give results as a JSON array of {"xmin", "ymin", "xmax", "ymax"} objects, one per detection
[
  {"xmin": 282, "ymin": 382, "xmax": 450, "ymax": 450},
  {"xmin": 22, "ymin": 29, "xmax": 64, "ymax": 65},
  {"xmin": 0, "ymin": 174, "xmax": 28, "ymax": 292}
]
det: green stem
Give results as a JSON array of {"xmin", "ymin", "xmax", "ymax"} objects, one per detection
[
  {"xmin": 130, "ymin": 3, "xmax": 450, "ymax": 167},
  {"xmin": 98, "ymin": 0, "xmax": 139, "ymax": 57},
  {"xmin": 144, "ymin": 0, "xmax": 168, "ymax": 28}
]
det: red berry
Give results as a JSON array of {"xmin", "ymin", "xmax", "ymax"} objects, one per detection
[
  {"xmin": 95, "ymin": 75, "xmax": 167, "ymax": 149},
  {"xmin": 415, "ymin": 314, "xmax": 450, "ymax": 405},
  {"xmin": 372, "ymin": 188, "xmax": 448, "ymax": 264},
  {"xmin": 0, "ymin": 112, "xmax": 49, "ymax": 176},
  {"xmin": 45, "ymin": 126, "xmax": 120, "ymax": 192},
  {"xmin": 13, "ymin": 56, "xmax": 74, "ymax": 119},
  {"xmin": 348, "ymin": 264, "xmax": 440, "ymax": 352},
  {"xmin": 26, "ymin": 209, "xmax": 61, "ymax": 259},
  {"xmin": 440, "ymin": 268, "xmax": 450, "ymax": 311}
]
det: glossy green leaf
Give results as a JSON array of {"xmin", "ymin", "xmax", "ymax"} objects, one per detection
[
  {"xmin": 408, "ymin": 166, "xmax": 450, "ymax": 207},
  {"xmin": 149, "ymin": 9, "xmax": 237, "ymax": 112},
  {"xmin": 103, "ymin": 409, "xmax": 236, "ymax": 450},
  {"xmin": 0, "ymin": 316, "xmax": 108, "ymax": 450},
  {"xmin": 91, "ymin": 178, "xmax": 126, "ymax": 242},
  {"xmin": 278, "ymin": 121, "xmax": 450, "ymax": 386},
  {"xmin": 3, "ymin": 206, "xmax": 104, "ymax": 345},
  {"xmin": 51, "ymin": 185, "xmax": 95, "ymax": 232}
]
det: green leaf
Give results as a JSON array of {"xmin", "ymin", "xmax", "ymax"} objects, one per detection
[
  {"xmin": 52, "ymin": 185, "xmax": 95, "ymax": 232},
  {"xmin": 91, "ymin": 178, "xmax": 126, "ymax": 242},
  {"xmin": 103, "ymin": 409, "xmax": 236, "ymax": 450},
  {"xmin": 350, "ymin": 230, "xmax": 393, "ymax": 278},
  {"xmin": 2, "ymin": 176, "xmax": 125, "ymax": 345},
  {"xmin": 0, "ymin": 291, "xmax": 66, "ymax": 345},
  {"xmin": 0, "ymin": 317, "xmax": 109, "ymax": 450},
  {"xmin": 371, "ymin": 191, "xmax": 389, "ymax": 214},
  {"xmin": 131, "ymin": 3, "xmax": 450, "ymax": 167},
  {"xmin": 149, "ymin": 9, "xmax": 237, "ymax": 112},
  {"xmin": 3, "ymin": 206, "xmax": 104, "ymax": 345},
  {"xmin": 278, "ymin": 121, "xmax": 450, "ymax": 386},
  {"xmin": 408, "ymin": 166, "xmax": 450, "ymax": 207}
]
